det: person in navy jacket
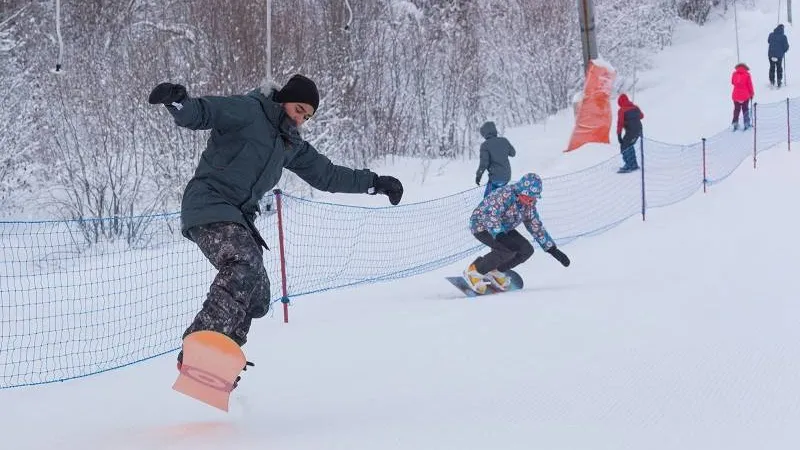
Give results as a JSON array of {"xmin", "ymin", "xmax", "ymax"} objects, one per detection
[{"xmin": 768, "ymin": 24, "xmax": 790, "ymax": 88}]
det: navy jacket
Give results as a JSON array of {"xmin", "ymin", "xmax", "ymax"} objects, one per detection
[{"xmin": 768, "ymin": 25, "xmax": 790, "ymax": 59}]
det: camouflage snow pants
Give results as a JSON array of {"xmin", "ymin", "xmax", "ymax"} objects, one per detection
[{"xmin": 182, "ymin": 222, "xmax": 271, "ymax": 347}]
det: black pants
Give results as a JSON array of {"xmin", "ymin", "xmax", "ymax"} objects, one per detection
[
  {"xmin": 733, "ymin": 100, "xmax": 750, "ymax": 126},
  {"xmin": 471, "ymin": 230, "xmax": 534, "ymax": 274},
  {"xmin": 769, "ymin": 56, "xmax": 784, "ymax": 85},
  {"xmin": 183, "ymin": 222, "xmax": 271, "ymax": 347}
]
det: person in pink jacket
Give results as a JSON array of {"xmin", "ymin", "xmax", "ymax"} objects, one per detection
[{"xmin": 731, "ymin": 63, "xmax": 755, "ymax": 131}]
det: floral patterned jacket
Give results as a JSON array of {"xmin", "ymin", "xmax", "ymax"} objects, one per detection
[{"xmin": 469, "ymin": 173, "xmax": 555, "ymax": 250}]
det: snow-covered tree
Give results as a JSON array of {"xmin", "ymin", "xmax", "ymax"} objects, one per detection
[{"xmin": 1, "ymin": 0, "xmax": 689, "ymax": 227}]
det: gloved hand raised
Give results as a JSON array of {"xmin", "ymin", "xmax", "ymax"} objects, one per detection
[
  {"xmin": 370, "ymin": 175, "xmax": 403, "ymax": 205},
  {"xmin": 148, "ymin": 82, "xmax": 187, "ymax": 106},
  {"xmin": 546, "ymin": 246, "xmax": 570, "ymax": 267}
]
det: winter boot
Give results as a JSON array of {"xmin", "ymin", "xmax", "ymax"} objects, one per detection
[
  {"xmin": 732, "ymin": 121, "xmax": 739, "ymax": 131},
  {"xmin": 484, "ymin": 269, "xmax": 511, "ymax": 291},
  {"xmin": 463, "ymin": 264, "xmax": 489, "ymax": 294}
]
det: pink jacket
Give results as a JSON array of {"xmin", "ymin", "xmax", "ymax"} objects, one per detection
[{"xmin": 731, "ymin": 64, "xmax": 754, "ymax": 103}]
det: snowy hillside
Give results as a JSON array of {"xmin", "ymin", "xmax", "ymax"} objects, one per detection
[{"xmin": 2, "ymin": 1, "xmax": 800, "ymax": 450}]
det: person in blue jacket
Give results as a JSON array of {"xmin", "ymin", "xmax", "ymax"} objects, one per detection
[{"xmin": 768, "ymin": 24, "xmax": 790, "ymax": 88}]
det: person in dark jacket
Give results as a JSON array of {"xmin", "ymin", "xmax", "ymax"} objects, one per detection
[
  {"xmin": 616, "ymin": 94, "xmax": 644, "ymax": 173},
  {"xmin": 148, "ymin": 74, "xmax": 404, "ymax": 370},
  {"xmin": 768, "ymin": 24, "xmax": 790, "ymax": 88},
  {"xmin": 475, "ymin": 121, "xmax": 516, "ymax": 197}
]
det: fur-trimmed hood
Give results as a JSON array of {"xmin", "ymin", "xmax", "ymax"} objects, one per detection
[{"xmin": 258, "ymin": 77, "xmax": 283, "ymax": 97}]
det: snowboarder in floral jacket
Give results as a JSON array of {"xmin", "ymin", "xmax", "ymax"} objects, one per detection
[{"xmin": 463, "ymin": 173, "xmax": 570, "ymax": 294}]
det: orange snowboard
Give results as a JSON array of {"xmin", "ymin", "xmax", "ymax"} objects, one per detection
[{"xmin": 172, "ymin": 331, "xmax": 247, "ymax": 412}]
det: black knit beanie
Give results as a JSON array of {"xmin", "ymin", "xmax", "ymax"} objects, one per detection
[{"xmin": 274, "ymin": 74, "xmax": 319, "ymax": 113}]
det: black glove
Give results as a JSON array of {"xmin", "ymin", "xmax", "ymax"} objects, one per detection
[
  {"xmin": 148, "ymin": 82, "xmax": 187, "ymax": 106},
  {"xmin": 370, "ymin": 175, "xmax": 403, "ymax": 205},
  {"xmin": 546, "ymin": 246, "xmax": 570, "ymax": 267},
  {"xmin": 475, "ymin": 173, "xmax": 482, "ymax": 186}
]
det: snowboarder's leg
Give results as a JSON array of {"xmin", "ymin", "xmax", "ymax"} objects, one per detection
[
  {"xmin": 464, "ymin": 231, "xmax": 515, "ymax": 292},
  {"xmin": 495, "ymin": 230, "xmax": 534, "ymax": 272},
  {"xmin": 478, "ymin": 230, "xmax": 532, "ymax": 290},
  {"xmin": 777, "ymin": 57, "xmax": 784, "ymax": 87},
  {"xmin": 472, "ymin": 231, "xmax": 517, "ymax": 273},
  {"xmin": 182, "ymin": 222, "xmax": 270, "ymax": 349}
]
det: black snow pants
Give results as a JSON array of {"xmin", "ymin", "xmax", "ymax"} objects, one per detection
[
  {"xmin": 471, "ymin": 229, "xmax": 534, "ymax": 274},
  {"xmin": 769, "ymin": 56, "xmax": 784, "ymax": 86},
  {"xmin": 183, "ymin": 222, "xmax": 271, "ymax": 347}
]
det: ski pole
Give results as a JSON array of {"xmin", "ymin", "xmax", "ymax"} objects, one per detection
[{"xmin": 784, "ymin": 55, "xmax": 788, "ymax": 86}]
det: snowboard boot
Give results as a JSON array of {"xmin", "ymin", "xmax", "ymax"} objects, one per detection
[
  {"xmin": 232, "ymin": 361, "xmax": 255, "ymax": 390},
  {"xmin": 463, "ymin": 264, "xmax": 489, "ymax": 295},
  {"xmin": 484, "ymin": 269, "xmax": 511, "ymax": 291}
]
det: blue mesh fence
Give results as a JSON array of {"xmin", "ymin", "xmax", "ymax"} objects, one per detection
[
  {"xmin": 1, "ymin": 96, "xmax": 797, "ymax": 389},
  {"xmin": 789, "ymin": 98, "xmax": 800, "ymax": 147},
  {"xmin": 755, "ymin": 101, "xmax": 787, "ymax": 155},
  {"xmin": 642, "ymin": 139, "xmax": 704, "ymax": 209}
]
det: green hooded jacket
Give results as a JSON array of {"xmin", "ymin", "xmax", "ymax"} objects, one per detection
[{"xmin": 165, "ymin": 83, "xmax": 376, "ymax": 243}]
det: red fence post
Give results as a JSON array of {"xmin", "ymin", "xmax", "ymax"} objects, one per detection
[
  {"xmin": 702, "ymin": 138, "xmax": 707, "ymax": 194},
  {"xmin": 788, "ymin": 97, "xmax": 792, "ymax": 152},
  {"xmin": 273, "ymin": 189, "xmax": 290, "ymax": 323},
  {"xmin": 753, "ymin": 102, "xmax": 758, "ymax": 169}
]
